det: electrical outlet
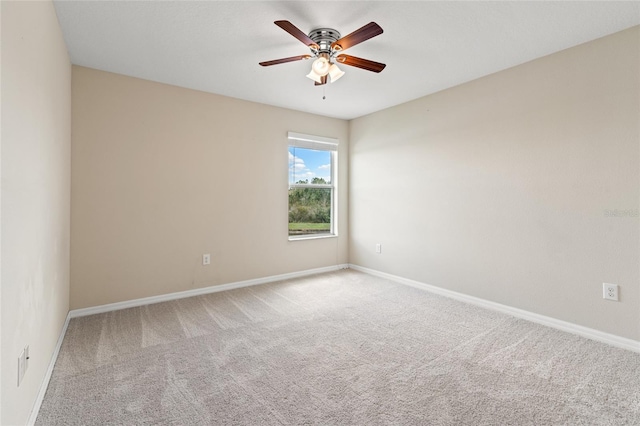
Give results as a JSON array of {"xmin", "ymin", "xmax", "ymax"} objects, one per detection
[
  {"xmin": 202, "ymin": 254, "xmax": 211, "ymax": 265},
  {"xmin": 375, "ymin": 243, "xmax": 382, "ymax": 254},
  {"xmin": 603, "ymin": 283, "xmax": 619, "ymax": 301}
]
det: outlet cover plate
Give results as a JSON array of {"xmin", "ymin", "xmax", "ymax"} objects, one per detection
[
  {"xmin": 603, "ymin": 283, "xmax": 619, "ymax": 301},
  {"xmin": 17, "ymin": 348, "xmax": 26, "ymax": 386}
]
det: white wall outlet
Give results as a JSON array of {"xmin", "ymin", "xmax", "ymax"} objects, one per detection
[
  {"xmin": 603, "ymin": 283, "xmax": 619, "ymax": 301},
  {"xmin": 202, "ymin": 254, "xmax": 211, "ymax": 265},
  {"xmin": 375, "ymin": 243, "xmax": 382, "ymax": 254}
]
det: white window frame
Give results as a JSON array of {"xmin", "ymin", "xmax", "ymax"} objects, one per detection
[{"xmin": 288, "ymin": 132, "xmax": 338, "ymax": 241}]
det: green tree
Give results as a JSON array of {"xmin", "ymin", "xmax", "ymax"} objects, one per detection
[{"xmin": 288, "ymin": 185, "xmax": 331, "ymax": 224}]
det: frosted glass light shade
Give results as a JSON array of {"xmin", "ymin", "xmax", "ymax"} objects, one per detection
[
  {"xmin": 306, "ymin": 69, "xmax": 323, "ymax": 83},
  {"xmin": 311, "ymin": 57, "xmax": 330, "ymax": 76},
  {"xmin": 328, "ymin": 63, "xmax": 345, "ymax": 82}
]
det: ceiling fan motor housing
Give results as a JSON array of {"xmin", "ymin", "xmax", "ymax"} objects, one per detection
[{"xmin": 308, "ymin": 28, "xmax": 341, "ymax": 55}]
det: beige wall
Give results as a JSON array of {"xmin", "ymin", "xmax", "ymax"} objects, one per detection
[
  {"xmin": 71, "ymin": 66, "xmax": 349, "ymax": 310},
  {"xmin": 1, "ymin": 1, "xmax": 71, "ymax": 424},
  {"xmin": 350, "ymin": 26, "xmax": 640, "ymax": 340}
]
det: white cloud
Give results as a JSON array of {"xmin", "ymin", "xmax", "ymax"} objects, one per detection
[
  {"xmin": 318, "ymin": 164, "xmax": 331, "ymax": 170},
  {"xmin": 289, "ymin": 153, "xmax": 307, "ymax": 170},
  {"xmin": 289, "ymin": 153, "xmax": 305, "ymax": 165},
  {"xmin": 289, "ymin": 153, "xmax": 313, "ymax": 182}
]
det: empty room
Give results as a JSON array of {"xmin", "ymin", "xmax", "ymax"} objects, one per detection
[{"xmin": 1, "ymin": 1, "xmax": 639, "ymax": 424}]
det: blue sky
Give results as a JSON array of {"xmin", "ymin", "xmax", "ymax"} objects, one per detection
[{"xmin": 288, "ymin": 147, "xmax": 331, "ymax": 185}]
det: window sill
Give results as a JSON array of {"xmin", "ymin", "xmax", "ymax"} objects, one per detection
[{"xmin": 288, "ymin": 234, "xmax": 338, "ymax": 242}]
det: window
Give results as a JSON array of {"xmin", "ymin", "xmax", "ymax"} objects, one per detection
[{"xmin": 288, "ymin": 132, "xmax": 338, "ymax": 239}]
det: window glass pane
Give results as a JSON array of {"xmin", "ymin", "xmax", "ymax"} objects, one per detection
[
  {"xmin": 289, "ymin": 147, "xmax": 332, "ymax": 185},
  {"xmin": 288, "ymin": 146, "xmax": 335, "ymax": 238},
  {"xmin": 289, "ymin": 187, "xmax": 332, "ymax": 236}
]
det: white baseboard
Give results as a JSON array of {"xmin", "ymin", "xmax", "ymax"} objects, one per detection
[
  {"xmin": 349, "ymin": 264, "xmax": 640, "ymax": 353},
  {"xmin": 69, "ymin": 264, "xmax": 350, "ymax": 318},
  {"xmin": 27, "ymin": 312, "xmax": 71, "ymax": 426}
]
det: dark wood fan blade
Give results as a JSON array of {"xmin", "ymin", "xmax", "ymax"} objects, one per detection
[
  {"xmin": 275, "ymin": 21, "xmax": 319, "ymax": 49},
  {"xmin": 335, "ymin": 55, "xmax": 386, "ymax": 73},
  {"xmin": 259, "ymin": 55, "xmax": 311, "ymax": 66},
  {"xmin": 314, "ymin": 75, "xmax": 328, "ymax": 86},
  {"xmin": 331, "ymin": 22, "xmax": 383, "ymax": 51}
]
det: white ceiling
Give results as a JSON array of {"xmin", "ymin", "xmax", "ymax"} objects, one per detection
[{"xmin": 53, "ymin": 1, "xmax": 640, "ymax": 120}]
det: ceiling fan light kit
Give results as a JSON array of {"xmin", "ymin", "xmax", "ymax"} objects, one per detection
[{"xmin": 259, "ymin": 20, "xmax": 385, "ymax": 86}]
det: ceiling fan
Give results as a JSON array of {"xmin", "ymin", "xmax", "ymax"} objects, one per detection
[{"xmin": 259, "ymin": 20, "xmax": 386, "ymax": 85}]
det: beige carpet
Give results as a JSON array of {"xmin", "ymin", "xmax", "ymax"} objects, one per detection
[{"xmin": 37, "ymin": 269, "xmax": 640, "ymax": 425}]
